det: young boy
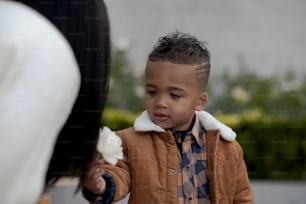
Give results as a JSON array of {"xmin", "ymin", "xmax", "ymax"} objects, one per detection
[{"xmin": 82, "ymin": 31, "xmax": 254, "ymax": 203}]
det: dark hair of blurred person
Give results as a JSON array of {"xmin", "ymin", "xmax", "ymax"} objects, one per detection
[{"xmin": 15, "ymin": 0, "xmax": 111, "ymax": 188}]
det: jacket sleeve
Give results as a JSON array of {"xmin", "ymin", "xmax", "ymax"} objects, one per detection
[
  {"xmin": 233, "ymin": 143, "xmax": 255, "ymax": 204},
  {"xmin": 102, "ymin": 132, "xmax": 131, "ymax": 202}
]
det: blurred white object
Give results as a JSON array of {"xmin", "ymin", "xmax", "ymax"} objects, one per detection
[
  {"xmin": 0, "ymin": 1, "xmax": 80, "ymax": 203},
  {"xmin": 97, "ymin": 127, "xmax": 123, "ymax": 165}
]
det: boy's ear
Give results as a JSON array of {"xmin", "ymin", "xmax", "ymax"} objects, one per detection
[{"xmin": 196, "ymin": 92, "xmax": 208, "ymax": 111}]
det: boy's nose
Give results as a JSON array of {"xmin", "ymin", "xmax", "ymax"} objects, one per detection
[{"xmin": 155, "ymin": 95, "xmax": 167, "ymax": 108}]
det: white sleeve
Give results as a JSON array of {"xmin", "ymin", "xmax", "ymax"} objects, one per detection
[{"xmin": 0, "ymin": 2, "xmax": 80, "ymax": 204}]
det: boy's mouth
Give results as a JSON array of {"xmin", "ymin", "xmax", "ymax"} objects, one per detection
[{"xmin": 154, "ymin": 112, "xmax": 169, "ymax": 122}]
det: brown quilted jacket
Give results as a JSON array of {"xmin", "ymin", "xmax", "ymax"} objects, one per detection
[{"xmin": 98, "ymin": 127, "xmax": 254, "ymax": 204}]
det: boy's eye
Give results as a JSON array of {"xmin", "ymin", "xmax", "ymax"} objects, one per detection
[
  {"xmin": 170, "ymin": 93, "xmax": 181, "ymax": 99},
  {"xmin": 146, "ymin": 90, "xmax": 156, "ymax": 95}
]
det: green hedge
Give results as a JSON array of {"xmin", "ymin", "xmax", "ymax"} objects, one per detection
[
  {"xmin": 102, "ymin": 108, "xmax": 306, "ymax": 180},
  {"xmin": 236, "ymin": 120, "xmax": 306, "ymax": 180},
  {"xmin": 216, "ymin": 110, "xmax": 306, "ymax": 180},
  {"xmin": 102, "ymin": 108, "xmax": 137, "ymax": 130}
]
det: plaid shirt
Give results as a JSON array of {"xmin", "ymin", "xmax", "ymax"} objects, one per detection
[{"xmin": 171, "ymin": 116, "xmax": 211, "ymax": 204}]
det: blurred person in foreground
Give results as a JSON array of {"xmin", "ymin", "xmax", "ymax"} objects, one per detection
[
  {"xmin": 82, "ymin": 31, "xmax": 254, "ymax": 204},
  {"xmin": 0, "ymin": 0, "xmax": 110, "ymax": 203}
]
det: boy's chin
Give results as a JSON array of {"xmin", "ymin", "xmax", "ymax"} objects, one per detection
[{"xmin": 153, "ymin": 121, "xmax": 170, "ymax": 130}]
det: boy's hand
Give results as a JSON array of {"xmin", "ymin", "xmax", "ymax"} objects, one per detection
[{"xmin": 83, "ymin": 157, "xmax": 106, "ymax": 195}]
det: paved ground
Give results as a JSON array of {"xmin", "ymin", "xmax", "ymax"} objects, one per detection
[{"xmin": 49, "ymin": 178, "xmax": 306, "ymax": 204}]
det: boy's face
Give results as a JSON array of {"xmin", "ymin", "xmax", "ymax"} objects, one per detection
[{"xmin": 145, "ymin": 61, "xmax": 208, "ymax": 131}]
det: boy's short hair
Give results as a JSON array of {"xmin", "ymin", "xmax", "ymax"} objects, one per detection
[{"xmin": 148, "ymin": 30, "xmax": 211, "ymax": 90}]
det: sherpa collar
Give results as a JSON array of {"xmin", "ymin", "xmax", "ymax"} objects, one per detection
[{"xmin": 134, "ymin": 111, "xmax": 236, "ymax": 141}]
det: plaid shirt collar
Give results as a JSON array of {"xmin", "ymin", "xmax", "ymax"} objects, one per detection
[
  {"xmin": 171, "ymin": 115, "xmax": 204, "ymax": 147},
  {"xmin": 190, "ymin": 115, "xmax": 205, "ymax": 148}
]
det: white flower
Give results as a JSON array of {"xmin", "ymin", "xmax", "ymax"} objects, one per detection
[{"xmin": 97, "ymin": 127, "xmax": 123, "ymax": 165}]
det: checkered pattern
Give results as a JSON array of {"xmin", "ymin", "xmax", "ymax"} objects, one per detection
[{"xmin": 172, "ymin": 117, "xmax": 211, "ymax": 204}]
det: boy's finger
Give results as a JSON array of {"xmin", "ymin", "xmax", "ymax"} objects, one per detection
[{"xmin": 95, "ymin": 177, "xmax": 106, "ymax": 194}]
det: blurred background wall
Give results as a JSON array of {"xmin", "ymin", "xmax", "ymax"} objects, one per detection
[{"xmin": 105, "ymin": 0, "xmax": 306, "ymax": 78}]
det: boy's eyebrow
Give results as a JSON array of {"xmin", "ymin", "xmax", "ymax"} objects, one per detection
[
  {"xmin": 169, "ymin": 86, "xmax": 184, "ymax": 92},
  {"xmin": 145, "ymin": 83, "xmax": 155, "ymax": 88},
  {"xmin": 145, "ymin": 84, "xmax": 185, "ymax": 92}
]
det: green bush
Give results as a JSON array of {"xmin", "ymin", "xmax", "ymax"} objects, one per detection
[
  {"xmin": 102, "ymin": 108, "xmax": 138, "ymax": 130},
  {"xmin": 237, "ymin": 120, "xmax": 306, "ymax": 180},
  {"xmin": 216, "ymin": 111, "xmax": 306, "ymax": 180}
]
